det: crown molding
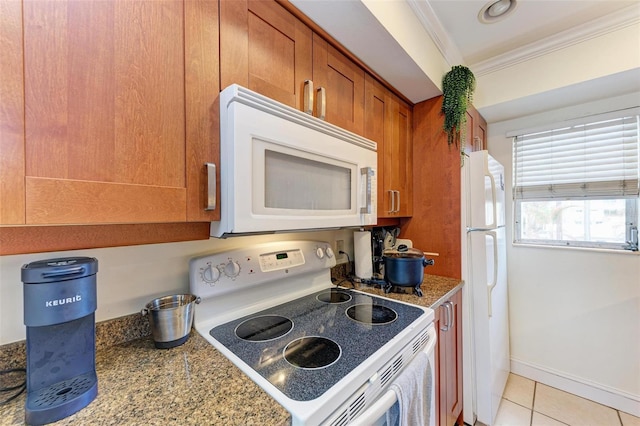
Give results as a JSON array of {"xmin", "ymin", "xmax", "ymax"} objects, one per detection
[
  {"xmin": 405, "ymin": 0, "xmax": 463, "ymax": 67},
  {"xmin": 470, "ymin": 5, "xmax": 640, "ymax": 76}
]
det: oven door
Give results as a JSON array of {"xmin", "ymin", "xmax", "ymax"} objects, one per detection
[{"xmin": 349, "ymin": 326, "xmax": 437, "ymax": 426}]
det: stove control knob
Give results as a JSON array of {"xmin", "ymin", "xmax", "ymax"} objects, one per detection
[
  {"xmin": 201, "ymin": 264, "xmax": 220, "ymax": 284},
  {"xmin": 325, "ymin": 247, "xmax": 335, "ymax": 258},
  {"xmin": 224, "ymin": 260, "xmax": 241, "ymax": 278},
  {"xmin": 315, "ymin": 247, "xmax": 325, "ymax": 259}
]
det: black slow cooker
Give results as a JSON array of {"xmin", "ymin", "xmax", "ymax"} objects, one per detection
[{"xmin": 382, "ymin": 246, "xmax": 435, "ymax": 297}]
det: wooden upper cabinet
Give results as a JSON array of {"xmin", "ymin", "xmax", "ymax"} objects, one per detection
[
  {"xmin": 365, "ymin": 75, "xmax": 412, "ymax": 219},
  {"xmin": 465, "ymin": 104, "xmax": 487, "ymax": 152},
  {"xmin": 312, "ymin": 34, "xmax": 365, "ymax": 135},
  {"xmin": 220, "ymin": 0, "xmax": 312, "ymax": 110},
  {"xmin": 12, "ymin": 0, "xmax": 220, "ymax": 225},
  {"xmin": 387, "ymin": 93, "xmax": 412, "ymax": 216},
  {"xmin": 474, "ymin": 107, "xmax": 487, "ymax": 151},
  {"xmin": 220, "ymin": 0, "xmax": 365, "ymax": 135},
  {"xmin": 185, "ymin": 0, "xmax": 221, "ymax": 222},
  {"xmin": 364, "ymin": 75, "xmax": 387, "ymax": 217},
  {"xmin": 0, "ymin": 0, "xmax": 25, "ymax": 224}
]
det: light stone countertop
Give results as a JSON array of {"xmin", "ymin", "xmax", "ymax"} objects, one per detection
[
  {"xmin": 0, "ymin": 332, "xmax": 290, "ymax": 426},
  {"xmin": 0, "ymin": 274, "xmax": 462, "ymax": 425},
  {"xmin": 341, "ymin": 274, "xmax": 464, "ymax": 310}
]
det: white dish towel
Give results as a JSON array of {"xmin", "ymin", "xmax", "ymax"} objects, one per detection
[{"xmin": 386, "ymin": 351, "xmax": 432, "ymax": 426}]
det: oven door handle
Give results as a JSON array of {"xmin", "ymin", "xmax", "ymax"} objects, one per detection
[{"xmin": 350, "ymin": 326, "xmax": 437, "ymax": 426}]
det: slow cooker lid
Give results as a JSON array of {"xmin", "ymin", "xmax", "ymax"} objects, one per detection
[{"xmin": 383, "ymin": 247, "xmax": 424, "ymax": 258}]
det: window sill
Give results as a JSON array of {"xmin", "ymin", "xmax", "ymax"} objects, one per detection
[{"xmin": 512, "ymin": 242, "xmax": 639, "ymax": 255}]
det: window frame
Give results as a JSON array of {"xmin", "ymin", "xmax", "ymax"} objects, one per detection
[
  {"xmin": 512, "ymin": 109, "xmax": 639, "ymax": 252},
  {"xmin": 513, "ymin": 197, "xmax": 638, "ymax": 251}
]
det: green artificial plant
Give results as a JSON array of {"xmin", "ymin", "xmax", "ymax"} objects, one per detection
[{"xmin": 441, "ymin": 65, "xmax": 476, "ymax": 149}]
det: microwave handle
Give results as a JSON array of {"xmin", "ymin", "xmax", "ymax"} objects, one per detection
[
  {"xmin": 303, "ymin": 80, "xmax": 314, "ymax": 115},
  {"xmin": 316, "ymin": 87, "xmax": 326, "ymax": 120},
  {"xmin": 205, "ymin": 162, "xmax": 216, "ymax": 211},
  {"xmin": 361, "ymin": 167, "xmax": 374, "ymax": 214}
]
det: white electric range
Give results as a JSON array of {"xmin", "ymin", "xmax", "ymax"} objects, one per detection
[{"xmin": 189, "ymin": 240, "xmax": 435, "ymax": 426}]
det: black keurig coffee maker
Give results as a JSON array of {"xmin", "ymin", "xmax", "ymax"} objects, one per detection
[{"xmin": 21, "ymin": 257, "xmax": 98, "ymax": 425}]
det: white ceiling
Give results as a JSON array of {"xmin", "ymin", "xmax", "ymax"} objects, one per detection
[
  {"xmin": 428, "ymin": 0, "xmax": 639, "ymax": 67},
  {"xmin": 290, "ymin": 0, "xmax": 640, "ymax": 122}
]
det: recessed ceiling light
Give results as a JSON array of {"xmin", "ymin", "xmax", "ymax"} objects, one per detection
[{"xmin": 478, "ymin": 0, "xmax": 517, "ymax": 24}]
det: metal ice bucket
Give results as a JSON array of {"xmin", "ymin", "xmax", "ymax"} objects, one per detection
[{"xmin": 142, "ymin": 294, "xmax": 200, "ymax": 349}]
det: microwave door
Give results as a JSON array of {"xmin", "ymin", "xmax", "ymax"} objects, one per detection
[{"xmin": 260, "ymin": 148, "xmax": 354, "ymax": 214}]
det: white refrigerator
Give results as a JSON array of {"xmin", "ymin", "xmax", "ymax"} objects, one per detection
[{"xmin": 461, "ymin": 150, "xmax": 510, "ymax": 426}]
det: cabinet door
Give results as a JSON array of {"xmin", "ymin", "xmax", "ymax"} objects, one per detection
[
  {"xmin": 20, "ymin": 0, "xmax": 218, "ymax": 225},
  {"xmin": 465, "ymin": 104, "xmax": 487, "ymax": 152},
  {"xmin": 0, "ymin": 0, "xmax": 25, "ymax": 224},
  {"xmin": 220, "ymin": 0, "xmax": 312, "ymax": 110},
  {"xmin": 474, "ymin": 108, "xmax": 487, "ymax": 151},
  {"xmin": 434, "ymin": 308, "xmax": 443, "ymax": 426},
  {"xmin": 387, "ymin": 94, "xmax": 413, "ymax": 216},
  {"xmin": 185, "ymin": 0, "xmax": 221, "ymax": 222},
  {"xmin": 438, "ymin": 290, "xmax": 464, "ymax": 426},
  {"xmin": 312, "ymin": 33, "xmax": 364, "ymax": 135},
  {"xmin": 364, "ymin": 75, "xmax": 389, "ymax": 217},
  {"xmin": 364, "ymin": 75, "xmax": 412, "ymax": 219}
]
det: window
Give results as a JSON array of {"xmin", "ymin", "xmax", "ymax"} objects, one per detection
[{"xmin": 512, "ymin": 109, "xmax": 639, "ymax": 251}]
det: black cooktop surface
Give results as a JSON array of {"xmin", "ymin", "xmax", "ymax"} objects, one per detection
[{"xmin": 209, "ymin": 288, "xmax": 426, "ymax": 401}]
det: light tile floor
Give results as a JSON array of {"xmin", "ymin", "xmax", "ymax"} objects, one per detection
[{"xmin": 488, "ymin": 373, "xmax": 640, "ymax": 426}]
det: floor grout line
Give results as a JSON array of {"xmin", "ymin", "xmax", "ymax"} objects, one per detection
[
  {"xmin": 530, "ymin": 381, "xmax": 536, "ymax": 426},
  {"xmin": 499, "ymin": 376, "xmax": 634, "ymax": 426}
]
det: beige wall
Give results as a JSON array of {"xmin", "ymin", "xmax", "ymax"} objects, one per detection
[{"xmin": 0, "ymin": 229, "xmax": 354, "ymax": 345}]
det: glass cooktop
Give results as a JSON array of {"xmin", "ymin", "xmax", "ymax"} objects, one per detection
[{"xmin": 209, "ymin": 288, "xmax": 426, "ymax": 401}]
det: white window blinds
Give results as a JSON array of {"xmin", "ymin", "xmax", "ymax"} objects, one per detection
[{"xmin": 513, "ymin": 112, "xmax": 640, "ymax": 200}]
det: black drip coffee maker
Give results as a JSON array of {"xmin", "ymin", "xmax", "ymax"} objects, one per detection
[{"xmin": 21, "ymin": 257, "xmax": 98, "ymax": 425}]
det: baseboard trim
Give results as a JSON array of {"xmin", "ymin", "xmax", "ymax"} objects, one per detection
[{"xmin": 511, "ymin": 358, "xmax": 640, "ymax": 417}]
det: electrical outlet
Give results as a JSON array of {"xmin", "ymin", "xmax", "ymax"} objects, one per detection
[{"xmin": 336, "ymin": 240, "xmax": 344, "ymax": 253}]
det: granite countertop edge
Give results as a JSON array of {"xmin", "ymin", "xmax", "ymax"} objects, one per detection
[{"xmin": 0, "ymin": 274, "xmax": 462, "ymax": 425}]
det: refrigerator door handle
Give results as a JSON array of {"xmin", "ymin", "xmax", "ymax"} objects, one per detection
[
  {"xmin": 486, "ymin": 172, "xmax": 498, "ymax": 229},
  {"xmin": 487, "ymin": 231, "xmax": 498, "ymax": 317}
]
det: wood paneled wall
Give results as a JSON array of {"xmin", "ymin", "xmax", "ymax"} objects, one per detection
[{"xmin": 403, "ymin": 96, "xmax": 462, "ymax": 279}]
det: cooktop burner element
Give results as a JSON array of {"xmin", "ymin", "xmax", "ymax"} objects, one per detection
[
  {"xmin": 284, "ymin": 337, "xmax": 341, "ymax": 369},
  {"xmin": 209, "ymin": 288, "xmax": 422, "ymax": 401},
  {"xmin": 235, "ymin": 315, "xmax": 293, "ymax": 342},
  {"xmin": 346, "ymin": 304, "xmax": 398, "ymax": 325},
  {"xmin": 316, "ymin": 288, "xmax": 352, "ymax": 304}
]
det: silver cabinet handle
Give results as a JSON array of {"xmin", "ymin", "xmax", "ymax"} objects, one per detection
[
  {"xmin": 205, "ymin": 162, "xmax": 216, "ymax": 211},
  {"xmin": 360, "ymin": 167, "xmax": 374, "ymax": 214},
  {"xmin": 316, "ymin": 87, "xmax": 326, "ymax": 120},
  {"xmin": 303, "ymin": 80, "xmax": 314, "ymax": 115},
  {"xmin": 440, "ymin": 301, "xmax": 452, "ymax": 332},
  {"xmin": 389, "ymin": 190, "xmax": 400, "ymax": 214},
  {"xmin": 388, "ymin": 190, "xmax": 395, "ymax": 214}
]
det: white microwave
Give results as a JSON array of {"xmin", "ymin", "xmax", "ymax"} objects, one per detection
[{"xmin": 211, "ymin": 85, "xmax": 377, "ymax": 238}]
